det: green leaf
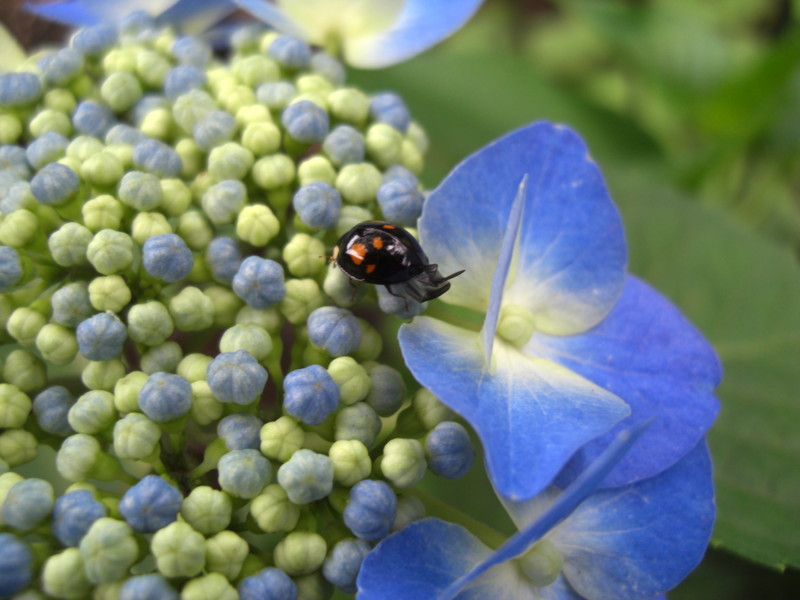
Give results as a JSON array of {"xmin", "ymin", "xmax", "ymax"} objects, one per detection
[
  {"xmin": 614, "ymin": 173, "xmax": 800, "ymax": 569},
  {"xmin": 0, "ymin": 22, "xmax": 26, "ymax": 74}
]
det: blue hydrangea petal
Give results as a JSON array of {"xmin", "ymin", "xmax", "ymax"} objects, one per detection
[
  {"xmin": 231, "ymin": 0, "xmax": 307, "ymax": 39},
  {"xmin": 343, "ymin": 0, "xmax": 485, "ymax": 68},
  {"xmin": 419, "ymin": 122, "xmax": 626, "ymax": 336},
  {"xmin": 23, "ymin": 0, "xmax": 198, "ymax": 27},
  {"xmin": 526, "ymin": 276, "xmax": 721, "ymax": 488},
  {"xmin": 159, "ymin": 0, "xmax": 238, "ymax": 35},
  {"xmin": 399, "ymin": 317, "xmax": 630, "ymax": 500}
]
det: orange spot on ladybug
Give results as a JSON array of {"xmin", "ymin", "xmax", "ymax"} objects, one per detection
[
  {"xmin": 348, "ymin": 243, "xmax": 366, "ymax": 265},
  {"xmin": 372, "ymin": 237, "xmax": 384, "ymax": 250},
  {"xmin": 366, "ymin": 264, "xmax": 376, "ymax": 274},
  {"xmin": 382, "ymin": 224, "xmax": 396, "ymax": 229}
]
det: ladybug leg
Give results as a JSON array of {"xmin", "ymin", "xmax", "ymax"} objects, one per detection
[
  {"xmin": 384, "ymin": 284, "xmax": 410, "ymax": 312},
  {"xmin": 348, "ymin": 279, "xmax": 359, "ymax": 302}
]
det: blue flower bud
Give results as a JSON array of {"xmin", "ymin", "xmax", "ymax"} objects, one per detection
[
  {"xmin": 207, "ymin": 350, "xmax": 268, "ymax": 405},
  {"xmin": 51, "ymin": 282, "xmax": 92, "ymax": 326},
  {"xmin": 76, "ymin": 312, "xmax": 127, "ymax": 361},
  {"xmin": 382, "ymin": 164, "xmax": 418, "ymax": 185},
  {"xmin": 239, "ymin": 568, "xmax": 297, "ymax": 600},
  {"xmin": 132, "ymin": 138, "xmax": 182, "ymax": 178},
  {"xmin": 218, "ymin": 449, "xmax": 272, "ymax": 499},
  {"xmin": 292, "ymin": 182, "xmax": 342, "ymax": 229},
  {"xmin": 232, "ymin": 256, "xmax": 286, "ymax": 309},
  {"xmin": 142, "ymin": 233, "xmax": 193, "ymax": 283},
  {"xmin": 366, "ymin": 365, "xmax": 406, "ymax": 417},
  {"xmin": 138, "ymin": 373, "xmax": 192, "ymax": 423},
  {"xmin": 307, "ymin": 307, "xmax": 362, "ymax": 357},
  {"xmin": 0, "ymin": 181, "xmax": 32, "ymax": 215},
  {"xmin": 118, "ymin": 170, "xmax": 163, "ymax": 210},
  {"xmin": 393, "ymin": 494, "xmax": 426, "ymax": 531},
  {"xmin": 343, "ymin": 480, "xmax": 396, "ymax": 541},
  {"xmin": 283, "ymin": 365, "xmax": 339, "ymax": 426},
  {"xmin": 71, "ymin": 23, "xmax": 116, "ymax": 55},
  {"xmin": 164, "ymin": 66, "xmax": 207, "ymax": 100},
  {"xmin": 105, "ymin": 124, "xmax": 145, "ymax": 146},
  {"xmin": 119, "ymin": 475, "xmax": 183, "ymax": 533},
  {"xmin": 376, "ymin": 285, "xmax": 425, "ymax": 319},
  {"xmin": 202, "ymin": 179, "xmax": 247, "ymax": 225},
  {"xmin": 0, "ymin": 145, "xmax": 27, "ymax": 174},
  {"xmin": 120, "ymin": 573, "xmax": 178, "ymax": 600},
  {"xmin": 206, "ymin": 237, "xmax": 242, "ymax": 284},
  {"xmin": 0, "ymin": 72, "xmax": 42, "ymax": 108},
  {"xmin": 282, "ymin": 100, "xmax": 329, "ymax": 144},
  {"xmin": 26, "ymin": 131, "xmax": 68, "ymax": 169},
  {"xmin": 30, "ymin": 162, "xmax": 79, "ymax": 206},
  {"xmin": 52, "ymin": 490, "xmax": 106, "ymax": 547},
  {"xmin": 3, "ymin": 478, "xmax": 54, "ymax": 530},
  {"xmin": 218, "ymin": 414, "xmax": 263, "ymax": 451},
  {"xmin": 426, "ymin": 421, "xmax": 475, "ymax": 479},
  {"xmin": 33, "ymin": 386, "xmax": 74, "ymax": 436},
  {"xmin": 118, "ymin": 10, "xmax": 155, "ymax": 36},
  {"xmin": 377, "ymin": 177, "xmax": 424, "ymax": 225},
  {"xmin": 256, "ymin": 81, "xmax": 296, "ymax": 110},
  {"xmin": 194, "ymin": 109, "xmax": 237, "ymax": 151},
  {"xmin": 269, "ymin": 35, "xmax": 311, "ymax": 69},
  {"xmin": 172, "ymin": 36, "xmax": 212, "ymax": 67},
  {"xmin": 311, "ymin": 52, "xmax": 345, "ymax": 86},
  {"xmin": 277, "ymin": 449, "xmax": 334, "ymax": 505},
  {"xmin": 322, "ymin": 539, "xmax": 371, "ymax": 593},
  {"xmin": 335, "ymin": 402, "xmax": 381, "ymax": 447},
  {"xmin": 323, "ymin": 125, "xmax": 365, "ymax": 167},
  {"xmin": 72, "ymin": 101, "xmax": 116, "ymax": 138},
  {"xmin": 40, "ymin": 48, "xmax": 84, "ymax": 86},
  {"xmin": 0, "ymin": 246, "xmax": 21, "ymax": 292},
  {"xmin": 370, "ymin": 92, "xmax": 411, "ymax": 132},
  {"xmin": 0, "ymin": 533, "xmax": 32, "ymax": 596}
]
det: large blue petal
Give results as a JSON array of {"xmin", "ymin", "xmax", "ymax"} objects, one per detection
[
  {"xmin": 231, "ymin": 0, "xmax": 307, "ymax": 38},
  {"xmin": 399, "ymin": 317, "xmax": 630, "ymax": 500},
  {"xmin": 526, "ymin": 276, "xmax": 721, "ymax": 488},
  {"xmin": 344, "ymin": 0, "xmax": 485, "ymax": 68},
  {"xmin": 159, "ymin": 0, "xmax": 237, "ymax": 34},
  {"xmin": 419, "ymin": 122, "xmax": 626, "ymax": 336},
  {"xmin": 24, "ymin": 0, "xmax": 178, "ymax": 25}
]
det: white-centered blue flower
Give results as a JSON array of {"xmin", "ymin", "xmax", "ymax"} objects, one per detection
[
  {"xmin": 399, "ymin": 122, "xmax": 721, "ymax": 501},
  {"xmin": 357, "ymin": 428, "xmax": 715, "ymax": 600},
  {"xmin": 233, "ymin": 0, "xmax": 486, "ymax": 67}
]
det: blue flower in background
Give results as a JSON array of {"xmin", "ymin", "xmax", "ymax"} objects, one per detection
[
  {"xmin": 357, "ymin": 428, "xmax": 715, "ymax": 600},
  {"xmin": 233, "ymin": 0, "xmax": 486, "ymax": 67},
  {"xmin": 399, "ymin": 122, "xmax": 721, "ymax": 500}
]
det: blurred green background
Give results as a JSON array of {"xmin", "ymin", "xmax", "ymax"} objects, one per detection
[{"xmin": 351, "ymin": 0, "xmax": 800, "ymax": 598}]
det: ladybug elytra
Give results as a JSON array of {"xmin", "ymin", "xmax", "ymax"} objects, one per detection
[{"xmin": 332, "ymin": 221, "xmax": 464, "ymax": 304}]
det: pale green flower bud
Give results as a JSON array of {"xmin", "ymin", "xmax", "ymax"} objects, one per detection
[
  {"xmin": 236, "ymin": 305, "xmax": 282, "ymax": 333},
  {"xmin": 178, "ymin": 353, "xmax": 213, "ymax": 383},
  {"xmin": 7, "ymin": 307, "xmax": 47, "ymax": 346},
  {"xmin": 169, "ymin": 286, "xmax": 215, "ymax": 331},
  {"xmin": 141, "ymin": 341, "xmax": 183, "ymax": 374},
  {"xmin": 328, "ymin": 88, "xmax": 369, "ymax": 125},
  {"xmin": 401, "ymin": 139, "xmax": 424, "ymax": 174},
  {"xmin": 80, "ymin": 151, "xmax": 125, "ymax": 188},
  {"xmin": 81, "ymin": 517, "xmax": 139, "ymax": 583},
  {"xmin": 335, "ymin": 162, "xmax": 382, "ymax": 204},
  {"xmin": 0, "ymin": 429, "xmax": 37, "ymax": 467},
  {"xmin": 100, "ymin": 72, "xmax": 142, "ymax": 112},
  {"xmin": 381, "ymin": 438, "xmax": 426, "ymax": 488},
  {"xmin": 205, "ymin": 285, "xmax": 242, "ymax": 328},
  {"xmin": 282, "ymin": 233, "xmax": 326, "ymax": 277},
  {"xmin": 151, "ymin": 521, "xmax": 206, "ymax": 578},
  {"xmin": 281, "ymin": 278, "xmax": 324, "ymax": 324},
  {"xmin": 88, "ymin": 275, "xmax": 132, "ymax": 313},
  {"xmin": 0, "ymin": 384, "xmax": 31, "ymax": 429},
  {"xmin": 42, "ymin": 548, "xmax": 92, "ymax": 599},
  {"xmin": 296, "ymin": 74, "xmax": 334, "ymax": 97},
  {"xmin": 393, "ymin": 494, "xmax": 426, "ymax": 531},
  {"xmin": 327, "ymin": 357, "xmax": 370, "ymax": 406},
  {"xmin": 323, "ymin": 265, "xmax": 361, "ymax": 307},
  {"xmin": 160, "ymin": 178, "xmax": 193, "ymax": 217},
  {"xmin": 274, "ymin": 531, "xmax": 327, "ymax": 576},
  {"xmin": 250, "ymin": 483, "xmax": 300, "ymax": 533},
  {"xmin": 142, "ymin": 110, "xmax": 175, "ymax": 141},
  {"xmin": 81, "ymin": 359, "xmax": 126, "ymax": 391},
  {"xmin": 497, "ymin": 304, "xmax": 536, "ymax": 348},
  {"xmin": 114, "ymin": 370, "xmax": 147, "ymax": 413},
  {"xmin": 414, "ymin": 388, "xmax": 455, "ymax": 430},
  {"xmin": 29, "ymin": 109, "xmax": 72, "ymax": 137},
  {"xmin": 241, "ymin": 121, "xmax": 281, "ymax": 156},
  {"xmin": 181, "ymin": 485, "xmax": 232, "ymax": 535},
  {"xmin": 366, "ymin": 123, "xmax": 403, "ymax": 168},
  {"xmin": 57, "ymin": 155, "xmax": 82, "ymax": 173},
  {"xmin": 295, "ymin": 572, "xmax": 333, "ymax": 600},
  {"xmin": 44, "ymin": 87, "xmax": 77, "ymax": 113},
  {"xmin": 219, "ymin": 84, "xmax": 256, "ymax": 114},
  {"xmin": 191, "ymin": 380, "xmax": 224, "ymax": 425},
  {"xmin": 220, "ymin": 323, "xmax": 273, "ymax": 361},
  {"xmin": 0, "ymin": 472, "xmax": 24, "ymax": 525},
  {"xmin": 136, "ymin": 50, "xmax": 170, "ymax": 88},
  {"xmin": 66, "ymin": 136, "xmax": 103, "ymax": 161},
  {"xmin": 518, "ymin": 539, "xmax": 563, "ymax": 587},
  {"xmin": 113, "ymin": 412, "xmax": 161, "ymax": 460},
  {"xmin": 103, "ymin": 47, "xmax": 137, "ymax": 73},
  {"xmin": 335, "ymin": 403, "xmax": 381, "ymax": 447},
  {"xmin": 235, "ymin": 104, "xmax": 273, "ymax": 127},
  {"xmin": 235, "ymin": 204, "xmax": 280, "ymax": 247},
  {"xmin": 298, "ymin": 155, "xmax": 336, "ymax": 186},
  {"xmin": 0, "ymin": 114, "xmax": 22, "ymax": 144},
  {"xmin": 209, "ymin": 142, "xmax": 254, "ymax": 181},
  {"xmin": 329, "ymin": 439, "xmax": 371, "ymax": 487},
  {"xmin": 130, "ymin": 211, "xmax": 172, "ymax": 244},
  {"xmin": 205, "ymin": 531, "xmax": 249, "ymax": 580},
  {"xmin": 354, "ymin": 319, "xmax": 383, "ymax": 362},
  {"xmin": 176, "ymin": 137, "xmax": 205, "ymax": 178},
  {"xmin": 57, "ymin": 434, "xmax": 118, "ymax": 481},
  {"xmin": 178, "ymin": 210, "xmax": 214, "ymax": 250},
  {"xmin": 406, "ymin": 121, "xmax": 429, "ymax": 152},
  {"xmin": 86, "ymin": 229, "xmax": 134, "ymax": 274},
  {"xmin": 260, "ymin": 415, "xmax": 304, "ymax": 462},
  {"xmin": 3, "ymin": 349, "xmax": 46, "ymax": 392},
  {"xmin": 235, "ymin": 54, "xmax": 280, "ymax": 87},
  {"xmin": 252, "ymin": 154, "xmax": 295, "ymax": 189},
  {"xmin": 82, "ymin": 194, "xmax": 124, "ymax": 232},
  {"xmin": 36, "ymin": 323, "xmax": 78, "ymax": 365},
  {"xmin": 48, "ymin": 222, "xmax": 92, "ymax": 266},
  {"xmin": 127, "ymin": 301, "xmax": 174, "ymax": 345},
  {"xmin": 182, "ymin": 572, "xmax": 238, "ymax": 600},
  {"xmin": 0, "ymin": 209, "xmax": 37, "ymax": 247}
]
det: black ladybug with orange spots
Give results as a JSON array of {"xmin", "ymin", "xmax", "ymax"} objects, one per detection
[{"xmin": 332, "ymin": 221, "xmax": 464, "ymax": 304}]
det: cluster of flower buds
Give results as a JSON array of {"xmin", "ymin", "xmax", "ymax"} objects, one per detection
[{"xmin": 0, "ymin": 13, "xmax": 474, "ymax": 599}]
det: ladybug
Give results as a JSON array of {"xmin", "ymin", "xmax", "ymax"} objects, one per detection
[{"xmin": 332, "ymin": 221, "xmax": 464, "ymax": 304}]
